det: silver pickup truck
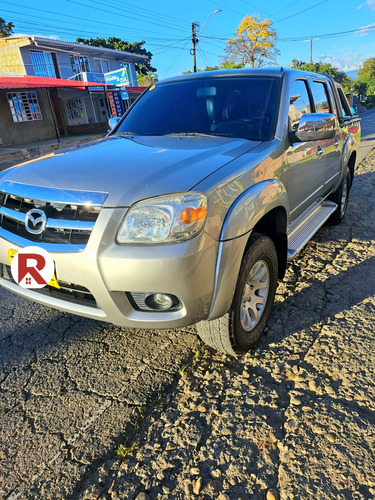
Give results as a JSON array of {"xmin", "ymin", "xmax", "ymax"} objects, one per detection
[{"xmin": 0, "ymin": 68, "xmax": 361, "ymax": 355}]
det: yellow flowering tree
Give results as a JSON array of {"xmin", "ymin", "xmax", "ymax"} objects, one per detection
[{"xmin": 225, "ymin": 15, "xmax": 279, "ymax": 68}]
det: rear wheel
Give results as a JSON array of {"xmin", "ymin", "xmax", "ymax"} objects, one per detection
[
  {"xmin": 197, "ymin": 233, "xmax": 278, "ymax": 355},
  {"xmin": 329, "ymin": 168, "xmax": 351, "ymax": 225}
]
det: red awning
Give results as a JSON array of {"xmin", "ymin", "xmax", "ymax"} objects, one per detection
[
  {"xmin": 0, "ymin": 75, "xmax": 110, "ymax": 90},
  {"xmin": 124, "ymin": 86, "xmax": 147, "ymax": 94}
]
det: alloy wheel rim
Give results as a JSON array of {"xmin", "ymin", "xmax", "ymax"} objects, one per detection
[
  {"xmin": 240, "ymin": 259, "xmax": 270, "ymax": 331},
  {"xmin": 340, "ymin": 177, "xmax": 348, "ymax": 216}
]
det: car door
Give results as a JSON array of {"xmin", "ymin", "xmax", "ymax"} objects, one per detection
[
  {"xmin": 284, "ymin": 79, "xmax": 326, "ymax": 222},
  {"xmin": 309, "ymin": 79, "xmax": 341, "ymax": 190}
]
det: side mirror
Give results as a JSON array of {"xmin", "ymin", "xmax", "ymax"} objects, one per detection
[
  {"xmin": 108, "ymin": 117, "xmax": 121, "ymax": 131},
  {"xmin": 290, "ymin": 113, "xmax": 336, "ymax": 143}
]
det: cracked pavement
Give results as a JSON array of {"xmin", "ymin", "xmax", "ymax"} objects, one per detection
[
  {"xmin": 0, "ymin": 302, "xmax": 199, "ymax": 498},
  {"xmin": 0, "ymin": 111, "xmax": 375, "ymax": 499}
]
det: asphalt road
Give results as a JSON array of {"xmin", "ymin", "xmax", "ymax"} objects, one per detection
[{"xmin": 0, "ymin": 111, "xmax": 375, "ymax": 499}]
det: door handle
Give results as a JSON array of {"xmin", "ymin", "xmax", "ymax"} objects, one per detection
[
  {"xmin": 334, "ymin": 140, "xmax": 340, "ymax": 148},
  {"xmin": 316, "ymin": 147, "xmax": 324, "ymax": 158}
]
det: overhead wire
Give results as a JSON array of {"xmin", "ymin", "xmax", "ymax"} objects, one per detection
[
  {"xmin": 273, "ymin": 0, "xmax": 328, "ymax": 24},
  {"xmin": 66, "ymin": 0, "xmax": 187, "ymax": 34},
  {"xmin": 160, "ymin": 40, "xmax": 190, "ymax": 79},
  {"xmin": 0, "ymin": 1, "xmax": 189, "ymax": 40}
]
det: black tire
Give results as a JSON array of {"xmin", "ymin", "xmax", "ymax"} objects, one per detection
[
  {"xmin": 328, "ymin": 168, "xmax": 351, "ymax": 225},
  {"xmin": 197, "ymin": 233, "xmax": 278, "ymax": 356}
]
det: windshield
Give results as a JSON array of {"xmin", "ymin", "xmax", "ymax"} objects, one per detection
[{"xmin": 115, "ymin": 76, "xmax": 281, "ymax": 141}]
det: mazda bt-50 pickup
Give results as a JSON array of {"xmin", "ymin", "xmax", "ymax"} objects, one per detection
[{"xmin": 0, "ymin": 68, "xmax": 361, "ymax": 355}]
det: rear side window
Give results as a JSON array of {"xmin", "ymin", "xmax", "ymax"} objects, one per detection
[
  {"xmin": 337, "ymin": 86, "xmax": 352, "ymax": 117},
  {"xmin": 311, "ymin": 81, "xmax": 331, "ymax": 113},
  {"xmin": 289, "ymin": 80, "xmax": 311, "ymax": 131}
]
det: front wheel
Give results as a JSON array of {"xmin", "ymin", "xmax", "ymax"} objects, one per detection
[
  {"xmin": 196, "ymin": 233, "xmax": 278, "ymax": 356},
  {"xmin": 328, "ymin": 168, "xmax": 351, "ymax": 225}
]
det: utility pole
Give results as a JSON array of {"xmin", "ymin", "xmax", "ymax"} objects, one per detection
[
  {"xmin": 310, "ymin": 39, "xmax": 313, "ymax": 64},
  {"xmin": 191, "ymin": 22, "xmax": 199, "ymax": 73},
  {"xmin": 191, "ymin": 11, "xmax": 221, "ymax": 73}
]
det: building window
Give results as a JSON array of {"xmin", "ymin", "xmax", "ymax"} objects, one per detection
[
  {"xmin": 7, "ymin": 92, "xmax": 42, "ymax": 122},
  {"xmin": 30, "ymin": 50, "xmax": 56, "ymax": 78},
  {"xmin": 69, "ymin": 55, "xmax": 89, "ymax": 80},
  {"xmin": 65, "ymin": 98, "xmax": 85, "ymax": 120},
  {"xmin": 94, "ymin": 59, "xmax": 109, "ymax": 73}
]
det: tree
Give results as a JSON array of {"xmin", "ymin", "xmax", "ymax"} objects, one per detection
[
  {"xmin": 182, "ymin": 60, "xmax": 244, "ymax": 75},
  {"xmin": 290, "ymin": 59, "xmax": 352, "ymax": 93},
  {"xmin": 224, "ymin": 14, "xmax": 279, "ymax": 68},
  {"xmin": 356, "ymin": 58, "xmax": 375, "ymax": 95},
  {"xmin": 136, "ymin": 72, "xmax": 158, "ymax": 87},
  {"xmin": 76, "ymin": 37, "xmax": 156, "ymax": 75},
  {"xmin": 357, "ymin": 57, "xmax": 375, "ymax": 81},
  {"xmin": 0, "ymin": 17, "xmax": 14, "ymax": 37}
]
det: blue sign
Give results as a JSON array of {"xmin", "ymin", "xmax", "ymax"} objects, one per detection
[
  {"xmin": 112, "ymin": 91, "xmax": 125, "ymax": 116},
  {"xmin": 121, "ymin": 90, "xmax": 129, "ymax": 100},
  {"xmin": 83, "ymin": 72, "xmax": 106, "ymax": 84},
  {"xmin": 104, "ymin": 68, "xmax": 130, "ymax": 87}
]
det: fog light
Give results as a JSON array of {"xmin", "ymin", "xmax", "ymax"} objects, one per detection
[{"xmin": 145, "ymin": 293, "xmax": 174, "ymax": 310}]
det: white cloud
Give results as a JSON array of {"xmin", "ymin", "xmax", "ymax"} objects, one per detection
[
  {"xmin": 318, "ymin": 53, "xmax": 368, "ymax": 72},
  {"xmin": 355, "ymin": 23, "xmax": 375, "ymax": 36},
  {"xmin": 357, "ymin": 0, "xmax": 375, "ymax": 10}
]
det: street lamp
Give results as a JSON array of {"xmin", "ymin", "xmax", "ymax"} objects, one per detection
[
  {"xmin": 191, "ymin": 9, "xmax": 221, "ymax": 73},
  {"xmin": 198, "ymin": 9, "xmax": 222, "ymax": 37}
]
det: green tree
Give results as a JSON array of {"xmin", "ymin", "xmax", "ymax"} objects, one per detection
[
  {"xmin": 356, "ymin": 57, "xmax": 375, "ymax": 95},
  {"xmin": 290, "ymin": 59, "xmax": 352, "ymax": 93},
  {"xmin": 136, "ymin": 72, "xmax": 158, "ymax": 87},
  {"xmin": 0, "ymin": 17, "xmax": 14, "ymax": 37},
  {"xmin": 224, "ymin": 14, "xmax": 279, "ymax": 68},
  {"xmin": 357, "ymin": 57, "xmax": 375, "ymax": 81},
  {"xmin": 76, "ymin": 37, "xmax": 156, "ymax": 75},
  {"xmin": 182, "ymin": 60, "xmax": 244, "ymax": 74}
]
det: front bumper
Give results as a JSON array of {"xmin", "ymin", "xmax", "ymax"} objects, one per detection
[{"xmin": 0, "ymin": 207, "xmax": 219, "ymax": 328}]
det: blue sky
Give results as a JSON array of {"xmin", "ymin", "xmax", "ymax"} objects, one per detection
[{"xmin": 2, "ymin": 0, "xmax": 375, "ymax": 79}]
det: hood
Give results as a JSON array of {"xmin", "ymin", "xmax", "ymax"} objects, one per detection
[{"xmin": 0, "ymin": 136, "xmax": 261, "ymax": 207}]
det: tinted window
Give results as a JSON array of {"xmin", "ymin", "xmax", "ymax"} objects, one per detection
[
  {"xmin": 337, "ymin": 86, "xmax": 352, "ymax": 117},
  {"xmin": 289, "ymin": 80, "xmax": 311, "ymax": 131},
  {"xmin": 311, "ymin": 81, "xmax": 331, "ymax": 113},
  {"xmin": 116, "ymin": 76, "xmax": 281, "ymax": 141}
]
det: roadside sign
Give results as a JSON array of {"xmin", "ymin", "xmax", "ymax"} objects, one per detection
[
  {"xmin": 107, "ymin": 90, "xmax": 124, "ymax": 117},
  {"xmin": 104, "ymin": 68, "xmax": 130, "ymax": 87},
  {"xmin": 120, "ymin": 90, "xmax": 129, "ymax": 100}
]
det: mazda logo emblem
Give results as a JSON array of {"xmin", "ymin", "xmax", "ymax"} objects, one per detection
[{"xmin": 25, "ymin": 209, "xmax": 48, "ymax": 235}]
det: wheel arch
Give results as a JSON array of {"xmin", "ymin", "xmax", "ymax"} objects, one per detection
[
  {"xmin": 207, "ymin": 183, "xmax": 289, "ymax": 322},
  {"xmin": 249, "ymin": 206, "xmax": 288, "ymax": 279}
]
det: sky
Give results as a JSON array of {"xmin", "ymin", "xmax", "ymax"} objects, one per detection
[{"xmin": 2, "ymin": 0, "xmax": 375, "ymax": 79}]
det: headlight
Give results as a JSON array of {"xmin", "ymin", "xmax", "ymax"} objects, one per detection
[{"xmin": 116, "ymin": 192, "xmax": 207, "ymax": 244}]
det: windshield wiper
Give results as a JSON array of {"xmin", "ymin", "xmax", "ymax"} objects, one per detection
[
  {"xmin": 114, "ymin": 132, "xmax": 138, "ymax": 136},
  {"xmin": 162, "ymin": 132, "xmax": 218, "ymax": 138}
]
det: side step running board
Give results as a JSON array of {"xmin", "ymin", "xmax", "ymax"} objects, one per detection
[{"xmin": 287, "ymin": 200, "xmax": 337, "ymax": 261}]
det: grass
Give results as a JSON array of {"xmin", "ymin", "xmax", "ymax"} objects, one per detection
[{"xmin": 116, "ymin": 392, "xmax": 164, "ymax": 459}]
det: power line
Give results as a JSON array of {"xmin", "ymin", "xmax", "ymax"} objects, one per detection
[
  {"xmin": 278, "ymin": 24, "xmax": 375, "ymax": 42},
  {"xmin": 273, "ymin": 0, "xmax": 328, "ymax": 24},
  {"xmin": 199, "ymin": 23, "xmax": 375, "ymax": 43},
  {"xmin": 0, "ymin": 1, "xmax": 189, "ymax": 40},
  {"xmin": 67, "ymin": 0, "xmax": 186, "ymax": 35},
  {"xmin": 160, "ymin": 40, "xmax": 190, "ymax": 79}
]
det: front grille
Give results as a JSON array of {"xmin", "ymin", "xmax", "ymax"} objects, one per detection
[
  {"xmin": 0, "ymin": 181, "xmax": 107, "ymax": 250},
  {"xmin": 2, "ymin": 264, "xmax": 98, "ymax": 308}
]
